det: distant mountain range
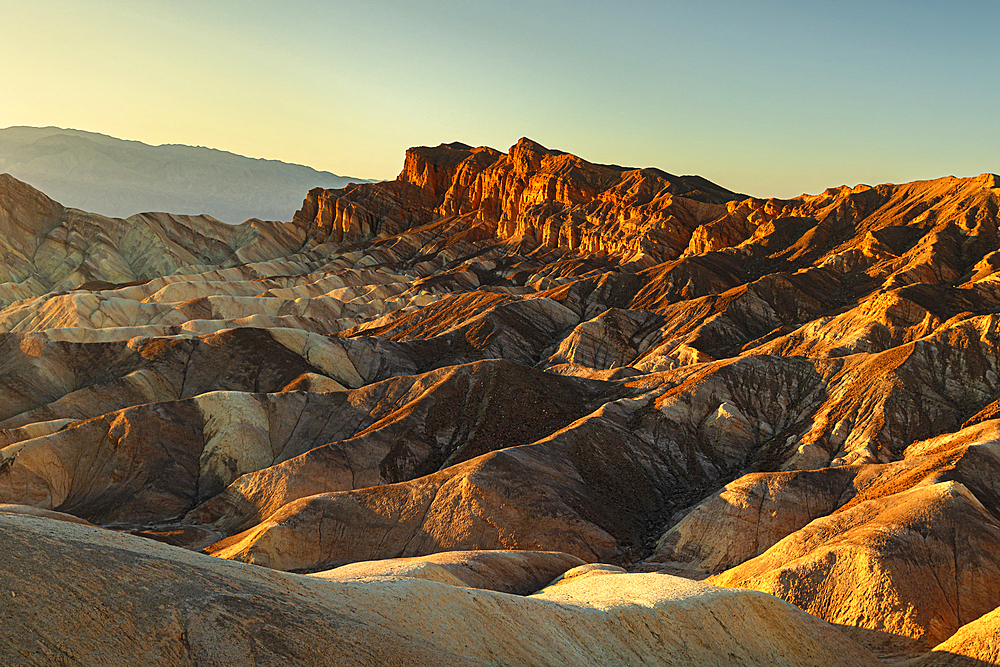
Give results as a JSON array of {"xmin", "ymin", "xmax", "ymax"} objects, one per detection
[{"xmin": 0, "ymin": 126, "xmax": 374, "ymax": 223}]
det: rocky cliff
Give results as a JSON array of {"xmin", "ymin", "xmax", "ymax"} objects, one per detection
[{"xmin": 294, "ymin": 137, "xmax": 743, "ymax": 262}]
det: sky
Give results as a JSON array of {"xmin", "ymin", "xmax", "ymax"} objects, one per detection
[{"xmin": 1, "ymin": 0, "xmax": 997, "ymax": 198}]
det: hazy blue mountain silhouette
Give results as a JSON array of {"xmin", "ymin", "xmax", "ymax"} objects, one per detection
[{"xmin": 0, "ymin": 126, "xmax": 374, "ymax": 224}]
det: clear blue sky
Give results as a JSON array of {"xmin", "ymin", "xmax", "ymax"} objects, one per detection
[{"xmin": 1, "ymin": 0, "xmax": 997, "ymax": 197}]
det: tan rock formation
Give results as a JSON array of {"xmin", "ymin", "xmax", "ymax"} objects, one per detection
[
  {"xmin": 311, "ymin": 550, "xmax": 586, "ymax": 595},
  {"xmin": 0, "ymin": 512, "xmax": 880, "ymax": 667},
  {"xmin": 709, "ymin": 481, "xmax": 1000, "ymax": 657},
  {"xmin": 295, "ymin": 138, "xmax": 743, "ymax": 263},
  {"xmin": 185, "ymin": 360, "xmax": 625, "ymax": 536}
]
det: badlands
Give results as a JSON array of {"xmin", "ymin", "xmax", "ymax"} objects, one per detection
[{"xmin": 1, "ymin": 137, "xmax": 1000, "ymax": 665}]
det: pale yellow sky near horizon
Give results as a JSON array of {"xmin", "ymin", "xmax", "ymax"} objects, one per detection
[{"xmin": 1, "ymin": 0, "xmax": 997, "ymax": 198}]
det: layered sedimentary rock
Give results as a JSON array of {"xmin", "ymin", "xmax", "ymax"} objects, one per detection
[
  {"xmin": 2, "ymin": 140, "xmax": 1000, "ymax": 662},
  {"xmin": 709, "ymin": 480, "xmax": 1000, "ymax": 656}
]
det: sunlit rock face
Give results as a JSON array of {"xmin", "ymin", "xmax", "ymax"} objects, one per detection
[
  {"xmin": 294, "ymin": 137, "xmax": 743, "ymax": 263},
  {"xmin": 2, "ymin": 142, "xmax": 1000, "ymax": 663}
]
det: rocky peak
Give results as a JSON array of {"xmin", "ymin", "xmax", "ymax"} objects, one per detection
[
  {"xmin": 398, "ymin": 141, "xmax": 480, "ymax": 205},
  {"xmin": 507, "ymin": 136, "xmax": 564, "ymax": 174},
  {"xmin": 295, "ymin": 139, "xmax": 743, "ymax": 263}
]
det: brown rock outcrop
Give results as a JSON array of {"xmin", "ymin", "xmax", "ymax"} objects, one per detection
[
  {"xmin": 908, "ymin": 605, "xmax": 1000, "ymax": 665},
  {"xmin": 184, "ymin": 361, "xmax": 624, "ymax": 532}
]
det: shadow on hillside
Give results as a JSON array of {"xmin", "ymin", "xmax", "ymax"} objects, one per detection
[
  {"xmin": 832, "ymin": 625, "xmax": 995, "ymax": 666},
  {"xmin": 833, "ymin": 623, "xmax": 922, "ymax": 660},
  {"xmin": 897, "ymin": 653, "xmax": 996, "ymax": 666}
]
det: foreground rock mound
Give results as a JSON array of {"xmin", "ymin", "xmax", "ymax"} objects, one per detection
[
  {"xmin": 312, "ymin": 550, "xmax": 586, "ymax": 595},
  {"xmin": 0, "ymin": 513, "xmax": 879, "ymax": 666},
  {"xmin": 709, "ymin": 481, "xmax": 1000, "ymax": 656}
]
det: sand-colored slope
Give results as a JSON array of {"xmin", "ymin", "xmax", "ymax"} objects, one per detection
[
  {"xmin": 709, "ymin": 481, "xmax": 1000, "ymax": 657},
  {"xmin": 311, "ymin": 550, "xmax": 586, "ymax": 595},
  {"xmin": 0, "ymin": 512, "xmax": 879, "ymax": 667},
  {"xmin": 204, "ymin": 446, "xmax": 624, "ymax": 568}
]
